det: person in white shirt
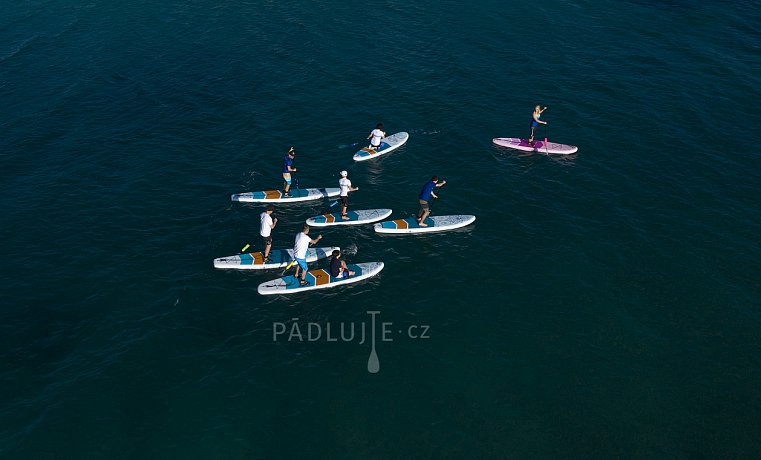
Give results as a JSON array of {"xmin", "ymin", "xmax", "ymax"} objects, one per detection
[
  {"xmin": 367, "ymin": 123, "xmax": 386, "ymax": 150},
  {"xmin": 259, "ymin": 205, "xmax": 278, "ymax": 262},
  {"xmin": 338, "ymin": 170, "xmax": 359, "ymax": 220},
  {"xmin": 293, "ymin": 225, "xmax": 323, "ymax": 286}
]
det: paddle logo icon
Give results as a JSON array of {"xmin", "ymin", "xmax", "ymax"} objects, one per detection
[{"xmin": 367, "ymin": 311, "xmax": 380, "ymax": 373}]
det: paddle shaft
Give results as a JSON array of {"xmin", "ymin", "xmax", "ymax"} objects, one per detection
[{"xmin": 281, "ymin": 240, "xmax": 318, "ymax": 275}]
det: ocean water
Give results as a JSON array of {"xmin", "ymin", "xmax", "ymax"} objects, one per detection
[{"xmin": 2, "ymin": 0, "xmax": 760, "ymax": 457}]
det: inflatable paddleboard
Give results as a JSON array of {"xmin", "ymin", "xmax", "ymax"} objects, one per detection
[
  {"xmin": 353, "ymin": 132, "xmax": 409, "ymax": 162},
  {"xmin": 492, "ymin": 137, "xmax": 578, "ymax": 155},
  {"xmin": 374, "ymin": 215, "xmax": 476, "ymax": 234},
  {"xmin": 231, "ymin": 188, "xmax": 340, "ymax": 203},
  {"xmin": 257, "ymin": 262, "xmax": 384, "ymax": 295},
  {"xmin": 213, "ymin": 247, "xmax": 339, "ymax": 270},
  {"xmin": 306, "ymin": 209, "xmax": 393, "ymax": 227}
]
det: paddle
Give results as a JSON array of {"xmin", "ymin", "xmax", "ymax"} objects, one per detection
[
  {"xmin": 544, "ymin": 124, "xmax": 549, "ymax": 155},
  {"xmin": 281, "ymin": 259, "xmax": 296, "ymax": 276},
  {"xmin": 428, "ymin": 195, "xmax": 437, "ymax": 216},
  {"xmin": 430, "ymin": 178, "xmax": 446, "ymax": 215},
  {"xmin": 367, "ymin": 312, "xmax": 380, "ymax": 373}
]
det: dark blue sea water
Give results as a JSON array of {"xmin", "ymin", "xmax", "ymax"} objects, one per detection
[{"xmin": 2, "ymin": 0, "xmax": 761, "ymax": 457}]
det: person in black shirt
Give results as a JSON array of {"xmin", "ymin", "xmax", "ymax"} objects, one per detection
[{"xmin": 329, "ymin": 250, "xmax": 355, "ymax": 279}]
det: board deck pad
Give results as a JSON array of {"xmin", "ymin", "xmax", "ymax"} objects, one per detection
[
  {"xmin": 492, "ymin": 137, "xmax": 578, "ymax": 155},
  {"xmin": 213, "ymin": 247, "xmax": 338, "ymax": 270},
  {"xmin": 231, "ymin": 188, "xmax": 340, "ymax": 203},
  {"xmin": 374, "ymin": 215, "xmax": 476, "ymax": 233},
  {"xmin": 353, "ymin": 132, "xmax": 409, "ymax": 161},
  {"xmin": 257, "ymin": 262, "xmax": 384, "ymax": 294},
  {"xmin": 306, "ymin": 209, "xmax": 392, "ymax": 226}
]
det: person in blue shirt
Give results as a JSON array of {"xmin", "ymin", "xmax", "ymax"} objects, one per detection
[
  {"xmin": 528, "ymin": 105, "xmax": 548, "ymax": 145},
  {"xmin": 282, "ymin": 147, "xmax": 297, "ymax": 197},
  {"xmin": 417, "ymin": 176, "xmax": 447, "ymax": 226}
]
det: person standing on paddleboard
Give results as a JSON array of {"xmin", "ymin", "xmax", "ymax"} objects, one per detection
[
  {"xmin": 260, "ymin": 205, "xmax": 278, "ymax": 262},
  {"xmin": 293, "ymin": 225, "xmax": 323, "ymax": 286},
  {"xmin": 282, "ymin": 147, "xmax": 297, "ymax": 197},
  {"xmin": 528, "ymin": 105, "xmax": 548, "ymax": 145},
  {"xmin": 329, "ymin": 249, "xmax": 355, "ymax": 279},
  {"xmin": 338, "ymin": 170, "xmax": 359, "ymax": 220},
  {"xmin": 417, "ymin": 176, "xmax": 446, "ymax": 227},
  {"xmin": 367, "ymin": 123, "xmax": 386, "ymax": 150}
]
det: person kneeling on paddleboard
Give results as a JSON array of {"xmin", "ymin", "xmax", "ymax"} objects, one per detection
[
  {"xmin": 528, "ymin": 105, "xmax": 548, "ymax": 145},
  {"xmin": 338, "ymin": 170, "xmax": 359, "ymax": 220},
  {"xmin": 282, "ymin": 147, "xmax": 297, "ymax": 197},
  {"xmin": 329, "ymin": 250, "xmax": 355, "ymax": 279},
  {"xmin": 417, "ymin": 176, "xmax": 446, "ymax": 227},
  {"xmin": 293, "ymin": 225, "xmax": 323, "ymax": 286},
  {"xmin": 367, "ymin": 123, "xmax": 386, "ymax": 150}
]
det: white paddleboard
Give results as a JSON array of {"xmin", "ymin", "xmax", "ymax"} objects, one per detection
[
  {"xmin": 213, "ymin": 247, "xmax": 339, "ymax": 270},
  {"xmin": 353, "ymin": 132, "xmax": 409, "ymax": 162},
  {"xmin": 374, "ymin": 215, "xmax": 476, "ymax": 234},
  {"xmin": 232, "ymin": 188, "xmax": 340, "ymax": 203},
  {"xmin": 257, "ymin": 262, "xmax": 384, "ymax": 295},
  {"xmin": 492, "ymin": 137, "xmax": 578, "ymax": 155},
  {"xmin": 306, "ymin": 209, "xmax": 392, "ymax": 227}
]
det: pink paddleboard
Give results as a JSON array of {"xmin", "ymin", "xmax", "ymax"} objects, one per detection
[{"xmin": 492, "ymin": 137, "xmax": 578, "ymax": 155}]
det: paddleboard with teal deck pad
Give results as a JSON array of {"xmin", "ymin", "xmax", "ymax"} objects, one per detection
[
  {"xmin": 353, "ymin": 132, "xmax": 409, "ymax": 162},
  {"xmin": 257, "ymin": 262, "xmax": 384, "ymax": 295},
  {"xmin": 306, "ymin": 209, "xmax": 392, "ymax": 227},
  {"xmin": 213, "ymin": 246, "xmax": 339, "ymax": 270},
  {"xmin": 374, "ymin": 215, "xmax": 476, "ymax": 234},
  {"xmin": 232, "ymin": 188, "xmax": 340, "ymax": 203}
]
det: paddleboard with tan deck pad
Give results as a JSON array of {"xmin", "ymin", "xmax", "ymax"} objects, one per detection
[
  {"xmin": 353, "ymin": 132, "xmax": 409, "ymax": 162},
  {"xmin": 306, "ymin": 209, "xmax": 392, "ymax": 227},
  {"xmin": 213, "ymin": 247, "xmax": 339, "ymax": 270},
  {"xmin": 257, "ymin": 262, "xmax": 384, "ymax": 295},
  {"xmin": 374, "ymin": 215, "xmax": 476, "ymax": 234},
  {"xmin": 232, "ymin": 188, "xmax": 340, "ymax": 203}
]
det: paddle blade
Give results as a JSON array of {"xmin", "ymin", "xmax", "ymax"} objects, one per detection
[
  {"xmin": 241, "ymin": 244, "xmax": 250, "ymax": 252},
  {"xmin": 367, "ymin": 349, "xmax": 380, "ymax": 374}
]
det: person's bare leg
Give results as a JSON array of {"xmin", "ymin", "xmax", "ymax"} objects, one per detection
[{"xmin": 418, "ymin": 210, "xmax": 430, "ymax": 226}]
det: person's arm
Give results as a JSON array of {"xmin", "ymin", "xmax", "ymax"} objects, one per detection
[
  {"xmin": 310, "ymin": 235, "xmax": 323, "ymax": 244},
  {"xmin": 436, "ymin": 180, "xmax": 447, "ymax": 188},
  {"xmin": 367, "ymin": 131, "xmax": 373, "ymax": 140},
  {"xmin": 270, "ymin": 217, "xmax": 278, "ymax": 229},
  {"xmin": 431, "ymin": 191, "xmax": 438, "ymax": 199}
]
